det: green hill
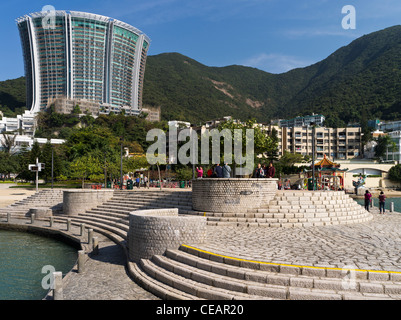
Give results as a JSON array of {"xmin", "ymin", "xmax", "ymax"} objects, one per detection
[
  {"xmin": 2, "ymin": 25, "xmax": 401, "ymax": 126},
  {"xmin": 0, "ymin": 77, "xmax": 26, "ymax": 117}
]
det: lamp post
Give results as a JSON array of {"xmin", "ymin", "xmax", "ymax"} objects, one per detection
[
  {"xmin": 120, "ymin": 142, "xmax": 123, "ymax": 190},
  {"xmin": 51, "ymin": 145, "xmax": 54, "ymax": 190},
  {"xmin": 311, "ymin": 123, "xmax": 316, "ymax": 191}
]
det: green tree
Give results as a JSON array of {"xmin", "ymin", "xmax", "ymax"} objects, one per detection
[
  {"xmin": 216, "ymin": 119, "xmax": 278, "ymax": 175},
  {"xmin": 0, "ymin": 152, "xmax": 18, "ymax": 180},
  {"xmin": 375, "ymin": 135, "xmax": 398, "ymax": 161},
  {"xmin": 70, "ymin": 155, "xmax": 103, "ymax": 188},
  {"xmin": 40, "ymin": 142, "xmax": 62, "ymax": 183},
  {"xmin": 388, "ymin": 164, "xmax": 401, "ymax": 183}
]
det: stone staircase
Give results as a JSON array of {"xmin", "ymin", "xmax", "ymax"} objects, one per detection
[
  {"xmin": 1, "ymin": 190, "xmax": 197, "ymax": 247},
  {"xmin": 4, "ymin": 188, "xmax": 398, "ymax": 300},
  {"xmin": 48, "ymin": 190, "xmax": 197, "ymax": 247},
  {"xmin": 0, "ymin": 189, "xmax": 64, "ymax": 216},
  {"xmin": 204, "ymin": 191, "xmax": 372, "ymax": 227},
  {"xmin": 129, "ymin": 245, "xmax": 401, "ymax": 300}
]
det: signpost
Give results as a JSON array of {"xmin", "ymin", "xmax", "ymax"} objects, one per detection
[{"xmin": 29, "ymin": 158, "xmax": 45, "ymax": 193}]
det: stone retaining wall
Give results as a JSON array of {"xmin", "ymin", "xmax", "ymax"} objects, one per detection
[
  {"xmin": 192, "ymin": 178, "xmax": 278, "ymax": 213},
  {"xmin": 28, "ymin": 207, "xmax": 53, "ymax": 218},
  {"xmin": 128, "ymin": 208, "xmax": 207, "ymax": 263},
  {"xmin": 63, "ymin": 190, "xmax": 115, "ymax": 216}
]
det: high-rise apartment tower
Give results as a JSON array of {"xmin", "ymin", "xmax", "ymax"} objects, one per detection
[{"xmin": 17, "ymin": 10, "xmax": 150, "ymax": 114}]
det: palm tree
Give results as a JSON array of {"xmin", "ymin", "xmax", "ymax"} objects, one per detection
[{"xmin": 1, "ymin": 133, "xmax": 17, "ymax": 154}]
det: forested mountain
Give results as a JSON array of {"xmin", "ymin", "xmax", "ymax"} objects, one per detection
[{"xmin": 2, "ymin": 25, "xmax": 401, "ymax": 127}]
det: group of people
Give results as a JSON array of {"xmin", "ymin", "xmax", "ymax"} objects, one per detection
[
  {"xmin": 364, "ymin": 190, "xmax": 387, "ymax": 214},
  {"xmin": 196, "ymin": 163, "xmax": 232, "ymax": 178},
  {"xmin": 196, "ymin": 162, "xmax": 276, "ymax": 179},
  {"xmin": 253, "ymin": 162, "xmax": 276, "ymax": 178}
]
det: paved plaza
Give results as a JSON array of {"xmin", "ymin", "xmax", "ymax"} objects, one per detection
[
  {"xmin": 62, "ymin": 207, "xmax": 401, "ymax": 299},
  {"xmin": 1, "ymin": 185, "xmax": 401, "ymax": 299},
  {"xmin": 200, "ymin": 207, "xmax": 401, "ymax": 273}
]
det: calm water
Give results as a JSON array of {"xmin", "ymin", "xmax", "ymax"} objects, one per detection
[
  {"xmin": 354, "ymin": 197, "xmax": 401, "ymax": 212},
  {"xmin": 0, "ymin": 230, "xmax": 78, "ymax": 300}
]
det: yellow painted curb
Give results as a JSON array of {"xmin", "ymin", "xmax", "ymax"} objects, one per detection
[{"xmin": 181, "ymin": 244, "xmax": 401, "ymax": 275}]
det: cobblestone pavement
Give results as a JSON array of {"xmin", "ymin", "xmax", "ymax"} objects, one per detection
[
  {"xmin": 194, "ymin": 208, "xmax": 401, "ymax": 273},
  {"xmin": 2, "ymin": 206, "xmax": 401, "ymax": 300},
  {"xmin": 62, "ymin": 233, "xmax": 159, "ymax": 300}
]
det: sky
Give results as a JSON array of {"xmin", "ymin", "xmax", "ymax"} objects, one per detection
[{"xmin": 0, "ymin": 0, "xmax": 400, "ymax": 81}]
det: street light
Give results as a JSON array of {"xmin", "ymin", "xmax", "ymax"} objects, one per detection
[
  {"xmin": 120, "ymin": 141, "xmax": 123, "ymax": 190},
  {"xmin": 311, "ymin": 122, "xmax": 316, "ymax": 191},
  {"xmin": 51, "ymin": 145, "xmax": 54, "ymax": 190}
]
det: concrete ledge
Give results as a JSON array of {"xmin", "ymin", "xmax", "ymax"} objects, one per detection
[
  {"xmin": 128, "ymin": 208, "xmax": 207, "ymax": 263},
  {"xmin": 63, "ymin": 190, "xmax": 114, "ymax": 216},
  {"xmin": 192, "ymin": 178, "xmax": 278, "ymax": 213}
]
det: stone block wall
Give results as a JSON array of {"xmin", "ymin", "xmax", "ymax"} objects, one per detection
[
  {"xmin": 128, "ymin": 208, "xmax": 207, "ymax": 263},
  {"xmin": 63, "ymin": 190, "xmax": 115, "ymax": 216},
  {"xmin": 192, "ymin": 178, "xmax": 278, "ymax": 213}
]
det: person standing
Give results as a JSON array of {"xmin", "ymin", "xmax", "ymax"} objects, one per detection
[
  {"xmin": 222, "ymin": 163, "xmax": 231, "ymax": 178},
  {"xmin": 364, "ymin": 190, "xmax": 372, "ymax": 212},
  {"xmin": 379, "ymin": 191, "xmax": 386, "ymax": 214},
  {"xmin": 266, "ymin": 162, "xmax": 276, "ymax": 178},
  {"xmin": 136, "ymin": 176, "xmax": 140, "ymax": 188},
  {"xmin": 196, "ymin": 166, "xmax": 203, "ymax": 179},
  {"xmin": 254, "ymin": 163, "xmax": 265, "ymax": 178},
  {"xmin": 214, "ymin": 164, "xmax": 223, "ymax": 178}
]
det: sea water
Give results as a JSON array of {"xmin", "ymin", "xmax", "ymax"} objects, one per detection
[
  {"xmin": 0, "ymin": 230, "xmax": 77, "ymax": 300},
  {"xmin": 354, "ymin": 197, "xmax": 401, "ymax": 212}
]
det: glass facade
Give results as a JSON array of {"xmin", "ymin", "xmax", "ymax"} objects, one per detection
[{"xmin": 16, "ymin": 11, "xmax": 150, "ymax": 114}]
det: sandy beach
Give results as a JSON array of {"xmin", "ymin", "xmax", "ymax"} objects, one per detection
[{"xmin": 0, "ymin": 184, "xmax": 36, "ymax": 208}]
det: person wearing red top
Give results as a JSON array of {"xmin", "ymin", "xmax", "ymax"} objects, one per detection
[
  {"xmin": 266, "ymin": 162, "xmax": 276, "ymax": 178},
  {"xmin": 379, "ymin": 191, "xmax": 386, "ymax": 214},
  {"xmin": 364, "ymin": 190, "xmax": 372, "ymax": 212},
  {"xmin": 196, "ymin": 167, "xmax": 203, "ymax": 179}
]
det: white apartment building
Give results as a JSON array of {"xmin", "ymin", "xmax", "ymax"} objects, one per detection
[
  {"xmin": 0, "ymin": 111, "xmax": 36, "ymax": 136},
  {"xmin": 279, "ymin": 114, "xmax": 325, "ymax": 128},
  {"xmin": 378, "ymin": 120, "xmax": 401, "ymax": 132},
  {"xmin": 262, "ymin": 125, "xmax": 362, "ymax": 160},
  {"xmin": 0, "ymin": 134, "xmax": 64, "ymax": 153},
  {"xmin": 386, "ymin": 130, "xmax": 401, "ymax": 161}
]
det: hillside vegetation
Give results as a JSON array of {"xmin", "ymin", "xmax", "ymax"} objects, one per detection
[{"xmin": 2, "ymin": 25, "xmax": 401, "ymax": 127}]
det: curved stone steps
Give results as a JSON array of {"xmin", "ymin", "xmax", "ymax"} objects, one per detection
[
  {"xmin": 85, "ymin": 209, "xmax": 130, "ymax": 221},
  {"xmin": 110, "ymin": 196, "xmax": 192, "ymax": 204},
  {"xmin": 205, "ymin": 190, "xmax": 372, "ymax": 227},
  {"xmin": 139, "ymin": 246, "xmax": 401, "ymax": 300},
  {"xmin": 105, "ymin": 197, "xmax": 192, "ymax": 210},
  {"xmin": 53, "ymin": 216, "xmax": 128, "ymax": 241},
  {"xmin": 77, "ymin": 211, "xmax": 129, "ymax": 226},
  {"xmin": 98, "ymin": 202, "xmax": 192, "ymax": 213},
  {"xmin": 139, "ymin": 258, "xmax": 273, "ymax": 300},
  {"xmin": 127, "ymin": 261, "xmax": 205, "ymax": 300},
  {"xmin": 169, "ymin": 248, "xmax": 401, "ymax": 295}
]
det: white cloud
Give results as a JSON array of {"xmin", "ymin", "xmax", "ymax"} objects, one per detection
[
  {"xmin": 284, "ymin": 27, "xmax": 362, "ymax": 39},
  {"xmin": 242, "ymin": 53, "xmax": 315, "ymax": 73}
]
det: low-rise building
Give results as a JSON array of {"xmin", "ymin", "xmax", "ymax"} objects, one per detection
[
  {"xmin": 0, "ymin": 111, "xmax": 36, "ymax": 136},
  {"xmin": 279, "ymin": 114, "xmax": 325, "ymax": 128},
  {"xmin": 0, "ymin": 134, "xmax": 65, "ymax": 153},
  {"xmin": 262, "ymin": 125, "xmax": 362, "ymax": 160}
]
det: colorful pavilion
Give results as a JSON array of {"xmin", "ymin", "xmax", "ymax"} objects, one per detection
[{"xmin": 307, "ymin": 155, "xmax": 348, "ymax": 190}]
